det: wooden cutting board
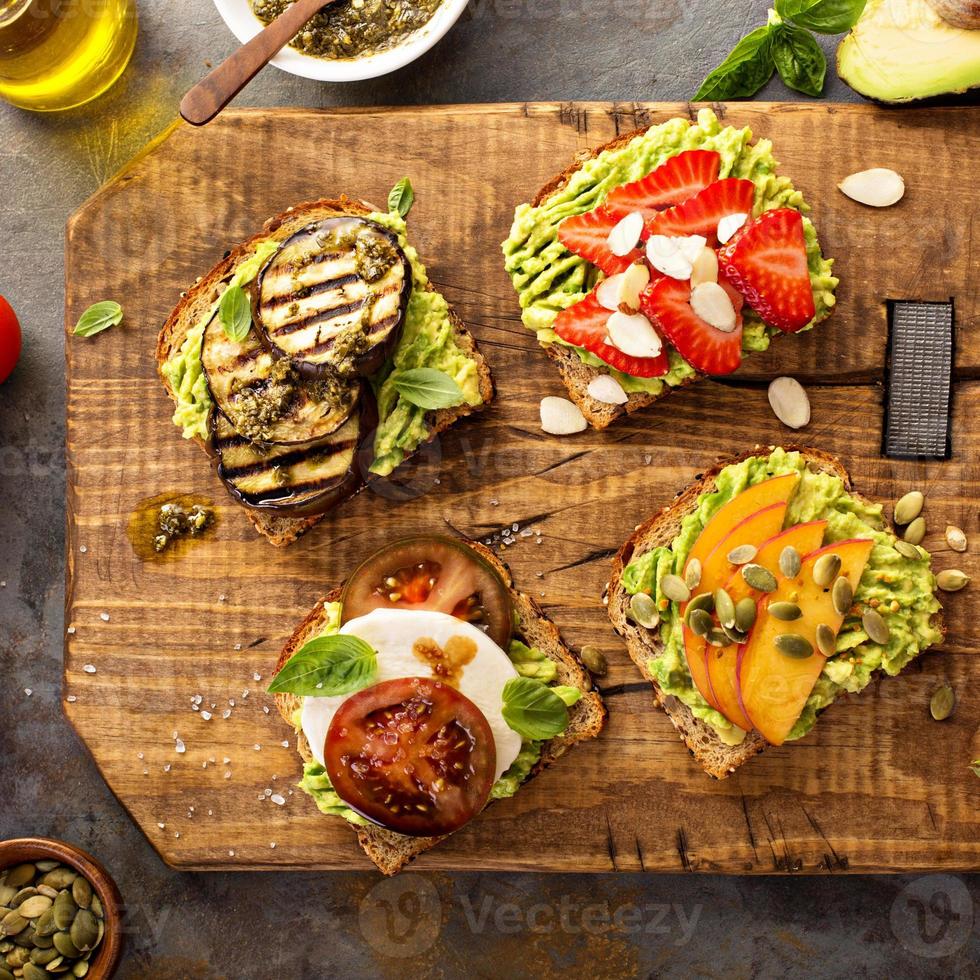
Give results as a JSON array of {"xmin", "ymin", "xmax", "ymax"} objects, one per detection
[{"xmin": 64, "ymin": 103, "xmax": 980, "ymax": 873}]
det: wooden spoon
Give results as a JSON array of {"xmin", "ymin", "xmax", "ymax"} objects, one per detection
[{"xmin": 180, "ymin": 0, "xmax": 338, "ymax": 126}]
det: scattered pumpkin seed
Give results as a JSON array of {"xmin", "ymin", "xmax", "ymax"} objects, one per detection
[
  {"xmin": 774, "ymin": 633, "xmax": 813, "ymax": 658},
  {"xmin": 894, "ymin": 539, "xmax": 920, "ymax": 560},
  {"xmin": 813, "ymin": 553, "xmax": 842, "ymax": 588},
  {"xmin": 88, "ymin": 897, "xmax": 101, "ymax": 921},
  {"xmin": 68, "ymin": 912, "xmax": 96, "ymax": 955},
  {"xmin": 862, "ymin": 608, "xmax": 890, "ymax": 644},
  {"xmin": 944, "ymin": 525, "xmax": 967, "ymax": 552},
  {"xmin": 51, "ymin": 894, "xmax": 76, "ymax": 933},
  {"xmin": 52, "ymin": 933, "xmax": 79, "ymax": 960},
  {"xmin": 32, "ymin": 865, "xmax": 57, "ymax": 876},
  {"xmin": 726, "ymin": 543, "xmax": 757, "ymax": 565},
  {"xmin": 17, "ymin": 898, "xmax": 51, "ymax": 921},
  {"xmin": 713, "ymin": 588, "xmax": 736, "ymax": 629},
  {"xmin": 38, "ymin": 872, "xmax": 74, "ymax": 893},
  {"xmin": 35, "ymin": 887, "xmax": 57, "ymax": 901},
  {"xmin": 686, "ymin": 592, "xmax": 714, "ymax": 617},
  {"xmin": 721, "ymin": 624, "xmax": 748, "ymax": 645},
  {"xmin": 832, "ymin": 576, "xmax": 853, "ymax": 616},
  {"xmin": 29, "ymin": 947, "xmax": 59, "ymax": 966},
  {"xmin": 67, "ymin": 880, "xmax": 90, "ymax": 915},
  {"xmin": 4, "ymin": 869, "xmax": 35, "ymax": 891},
  {"xmin": 0, "ymin": 967, "xmax": 13, "ymax": 980},
  {"xmin": 1, "ymin": 912, "xmax": 27, "ymax": 938},
  {"xmin": 741, "ymin": 563, "xmax": 777, "ymax": 593},
  {"xmin": 815, "ymin": 623, "xmax": 836, "ymax": 656},
  {"xmin": 34, "ymin": 910, "xmax": 57, "ymax": 941},
  {"xmin": 735, "ymin": 596, "xmax": 757, "ymax": 633},
  {"xmin": 660, "ymin": 574, "xmax": 691, "ymax": 603},
  {"xmin": 579, "ymin": 645, "xmax": 607, "ymax": 677},
  {"xmin": 688, "ymin": 608, "xmax": 713, "ymax": 637},
  {"xmin": 684, "ymin": 558, "xmax": 702, "ymax": 590},
  {"xmin": 779, "ymin": 545, "xmax": 801, "ymax": 579},
  {"xmin": 11, "ymin": 889, "xmax": 38, "ymax": 909},
  {"xmin": 706, "ymin": 628, "xmax": 730, "ymax": 647},
  {"xmin": 903, "ymin": 516, "xmax": 926, "ymax": 545},
  {"xmin": 769, "ymin": 600, "xmax": 802, "ymax": 621},
  {"xmin": 72, "ymin": 962, "xmax": 89, "ymax": 978},
  {"xmin": 894, "ymin": 490, "xmax": 924, "ymax": 526},
  {"xmin": 929, "ymin": 683, "xmax": 955, "ymax": 721},
  {"xmin": 22, "ymin": 962, "xmax": 48, "ymax": 980},
  {"xmin": 6, "ymin": 948, "xmax": 29, "ymax": 968},
  {"xmin": 628, "ymin": 592, "xmax": 660, "ymax": 629},
  {"xmin": 936, "ymin": 569, "xmax": 969, "ymax": 592},
  {"xmin": 0, "ymin": 888, "xmax": 14, "ymax": 908}
]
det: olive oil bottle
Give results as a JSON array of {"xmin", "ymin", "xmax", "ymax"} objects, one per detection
[{"xmin": 0, "ymin": 0, "xmax": 137, "ymax": 111}]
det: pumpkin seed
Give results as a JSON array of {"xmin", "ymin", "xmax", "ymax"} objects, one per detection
[
  {"xmin": 38, "ymin": 873, "xmax": 74, "ymax": 894},
  {"xmin": 813, "ymin": 553, "xmax": 841, "ymax": 587},
  {"xmin": 832, "ymin": 576, "xmax": 853, "ymax": 616},
  {"xmin": 769, "ymin": 600, "xmax": 802, "ymax": 621},
  {"xmin": 894, "ymin": 490, "xmax": 924, "ymax": 526},
  {"xmin": 735, "ymin": 596, "xmax": 757, "ymax": 633},
  {"xmin": 660, "ymin": 574, "xmax": 691, "ymax": 603},
  {"xmin": 684, "ymin": 558, "xmax": 702, "ymax": 590},
  {"xmin": 11, "ymin": 890, "xmax": 38, "ymax": 908},
  {"xmin": 67, "ymin": 881, "xmax": 89, "ymax": 915},
  {"xmin": 6, "ymin": 947, "xmax": 29, "ymax": 967},
  {"xmin": 0, "ymin": 967, "xmax": 13, "ymax": 980},
  {"xmin": 706, "ymin": 628, "xmax": 730, "ymax": 647},
  {"xmin": 721, "ymin": 624, "xmax": 748, "ymax": 645},
  {"xmin": 68, "ymin": 912, "xmax": 96, "ymax": 954},
  {"xmin": 862, "ymin": 608, "xmax": 890, "ymax": 644},
  {"xmin": 32, "ymin": 864, "xmax": 57, "ymax": 876},
  {"xmin": 32, "ymin": 934, "xmax": 54, "ymax": 951},
  {"xmin": 779, "ymin": 545, "xmax": 801, "ymax": 579},
  {"xmin": 23, "ymin": 963, "xmax": 48, "ymax": 980},
  {"xmin": 686, "ymin": 592, "xmax": 714, "ymax": 616},
  {"xmin": 774, "ymin": 633, "xmax": 814, "ymax": 659},
  {"xmin": 4, "ymin": 868, "xmax": 34, "ymax": 891},
  {"xmin": 52, "ymin": 934, "xmax": 79, "ymax": 960},
  {"xmin": 944, "ymin": 525, "xmax": 967, "ymax": 552},
  {"xmin": 0, "ymin": 941, "xmax": 9, "ymax": 953},
  {"xmin": 714, "ymin": 588, "xmax": 736, "ymax": 629},
  {"xmin": 726, "ymin": 543, "xmax": 757, "ymax": 565},
  {"xmin": 579, "ymin": 645, "xmax": 607, "ymax": 677},
  {"xmin": 688, "ymin": 607, "xmax": 713, "ymax": 637},
  {"xmin": 894, "ymin": 539, "xmax": 920, "ymax": 560},
  {"xmin": 903, "ymin": 516, "xmax": 926, "ymax": 545},
  {"xmin": 30, "ymin": 948, "xmax": 59, "ymax": 967},
  {"xmin": 1, "ymin": 912, "xmax": 27, "ymax": 939},
  {"xmin": 741, "ymin": 563, "xmax": 777, "ymax": 593},
  {"xmin": 17, "ymin": 898, "xmax": 51, "ymax": 921},
  {"xmin": 815, "ymin": 623, "xmax": 837, "ymax": 656},
  {"xmin": 88, "ymin": 897, "xmax": 102, "ymax": 921},
  {"xmin": 45, "ymin": 958, "xmax": 66, "ymax": 973},
  {"xmin": 13, "ymin": 924, "xmax": 35, "ymax": 947},
  {"xmin": 929, "ymin": 683, "xmax": 955, "ymax": 721},
  {"xmin": 34, "ymin": 910, "xmax": 57, "ymax": 940},
  {"xmin": 936, "ymin": 569, "xmax": 969, "ymax": 592},
  {"xmin": 72, "ymin": 962, "xmax": 88, "ymax": 978},
  {"xmin": 628, "ymin": 592, "xmax": 660, "ymax": 629},
  {"xmin": 0, "ymin": 888, "xmax": 14, "ymax": 908},
  {"xmin": 51, "ymin": 894, "xmax": 76, "ymax": 933},
  {"xmin": 35, "ymin": 888, "xmax": 57, "ymax": 901}
]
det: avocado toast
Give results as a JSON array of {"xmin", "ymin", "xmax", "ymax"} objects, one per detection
[
  {"xmin": 271, "ymin": 536, "xmax": 605, "ymax": 875},
  {"xmin": 502, "ymin": 109, "xmax": 838, "ymax": 428},
  {"xmin": 607, "ymin": 447, "xmax": 944, "ymax": 778},
  {"xmin": 157, "ymin": 194, "xmax": 493, "ymax": 546}
]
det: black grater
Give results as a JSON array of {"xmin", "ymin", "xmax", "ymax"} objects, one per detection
[{"xmin": 882, "ymin": 301, "xmax": 954, "ymax": 460}]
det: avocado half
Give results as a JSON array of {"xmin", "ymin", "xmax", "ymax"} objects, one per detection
[{"xmin": 837, "ymin": 0, "xmax": 980, "ymax": 102}]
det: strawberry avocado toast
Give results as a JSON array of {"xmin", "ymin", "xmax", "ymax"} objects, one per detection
[{"xmin": 502, "ymin": 109, "xmax": 838, "ymax": 428}]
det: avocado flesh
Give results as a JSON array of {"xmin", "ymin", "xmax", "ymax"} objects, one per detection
[{"xmin": 837, "ymin": 0, "xmax": 980, "ymax": 102}]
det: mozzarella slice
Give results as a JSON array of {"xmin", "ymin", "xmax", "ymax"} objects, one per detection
[{"xmin": 300, "ymin": 609, "xmax": 523, "ymax": 780}]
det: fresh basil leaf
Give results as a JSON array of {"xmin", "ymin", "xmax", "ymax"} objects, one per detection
[
  {"xmin": 501, "ymin": 677, "xmax": 570, "ymax": 740},
  {"xmin": 388, "ymin": 177, "xmax": 415, "ymax": 218},
  {"xmin": 693, "ymin": 25, "xmax": 776, "ymax": 101},
  {"xmin": 971, "ymin": 759, "xmax": 980, "ymax": 779},
  {"xmin": 73, "ymin": 300, "xmax": 123, "ymax": 337},
  {"xmin": 771, "ymin": 23, "xmax": 827, "ymax": 97},
  {"xmin": 219, "ymin": 283, "xmax": 252, "ymax": 342},
  {"xmin": 267, "ymin": 635, "xmax": 377, "ymax": 697},
  {"xmin": 776, "ymin": 0, "xmax": 866, "ymax": 34},
  {"xmin": 392, "ymin": 367, "xmax": 465, "ymax": 410}
]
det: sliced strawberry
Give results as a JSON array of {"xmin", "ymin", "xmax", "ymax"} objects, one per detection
[
  {"xmin": 645, "ymin": 178, "xmax": 756, "ymax": 244},
  {"xmin": 554, "ymin": 290, "xmax": 669, "ymax": 379},
  {"xmin": 604, "ymin": 150, "xmax": 722, "ymax": 221},
  {"xmin": 640, "ymin": 275, "xmax": 744, "ymax": 376},
  {"xmin": 557, "ymin": 206, "xmax": 643, "ymax": 278},
  {"xmin": 717, "ymin": 208, "xmax": 815, "ymax": 333}
]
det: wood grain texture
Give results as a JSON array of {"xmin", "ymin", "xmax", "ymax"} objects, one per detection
[{"xmin": 64, "ymin": 103, "xmax": 980, "ymax": 873}]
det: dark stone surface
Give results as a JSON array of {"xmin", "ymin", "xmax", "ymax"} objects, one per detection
[{"xmin": 0, "ymin": 1, "xmax": 977, "ymax": 976}]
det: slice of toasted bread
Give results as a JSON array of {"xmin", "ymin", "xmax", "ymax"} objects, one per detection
[
  {"xmin": 273, "ymin": 540, "xmax": 606, "ymax": 874},
  {"xmin": 157, "ymin": 197, "xmax": 494, "ymax": 546},
  {"xmin": 606, "ymin": 446, "xmax": 945, "ymax": 779}
]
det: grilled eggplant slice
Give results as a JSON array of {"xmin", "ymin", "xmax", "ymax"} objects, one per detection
[
  {"xmin": 209, "ymin": 405, "xmax": 365, "ymax": 516},
  {"xmin": 254, "ymin": 216, "xmax": 410, "ymax": 378},
  {"xmin": 201, "ymin": 309, "xmax": 358, "ymax": 444}
]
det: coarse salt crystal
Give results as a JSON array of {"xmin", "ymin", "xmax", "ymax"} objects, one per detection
[
  {"xmin": 100, "ymin": 612, "xmax": 110, "ymax": 622},
  {"xmin": 271, "ymin": 794, "xmax": 285, "ymax": 806},
  {"xmin": 201, "ymin": 711, "xmax": 212, "ymax": 721},
  {"xmin": 175, "ymin": 739, "xmax": 186, "ymax": 754},
  {"xmin": 67, "ymin": 626, "xmax": 76, "ymax": 635},
  {"xmin": 24, "ymin": 689, "xmax": 32, "ymax": 697},
  {"xmin": 83, "ymin": 664, "xmax": 96, "ymax": 674},
  {"xmin": 66, "ymin": 695, "xmax": 77, "ymax": 703}
]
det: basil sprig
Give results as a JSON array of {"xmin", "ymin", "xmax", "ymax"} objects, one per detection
[
  {"xmin": 268, "ymin": 635, "xmax": 378, "ymax": 697},
  {"xmin": 388, "ymin": 177, "xmax": 415, "ymax": 218},
  {"xmin": 771, "ymin": 21, "xmax": 827, "ymax": 96},
  {"xmin": 392, "ymin": 367, "xmax": 465, "ymax": 410},
  {"xmin": 73, "ymin": 301, "xmax": 123, "ymax": 337},
  {"xmin": 219, "ymin": 283, "xmax": 252, "ymax": 342},
  {"xmin": 693, "ymin": 26, "xmax": 775, "ymax": 102},
  {"xmin": 501, "ymin": 677, "xmax": 570, "ymax": 741}
]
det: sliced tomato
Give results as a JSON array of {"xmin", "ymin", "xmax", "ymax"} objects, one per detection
[
  {"xmin": 645, "ymin": 178, "xmax": 756, "ymax": 244},
  {"xmin": 604, "ymin": 150, "xmax": 721, "ymax": 221},
  {"xmin": 0, "ymin": 296, "xmax": 22, "ymax": 385},
  {"xmin": 341, "ymin": 535, "xmax": 512, "ymax": 648},
  {"xmin": 557, "ymin": 205, "xmax": 643, "ymax": 277},
  {"xmin": 326, "ymin": 677, "xmax": 496, "ymax": 836},
  {"xmin": 553, "ymin": 289, "xmax": 669, "ymax": 379},
  {"xmin": 640, "ymin": 274, "xmax": 744, "ymax": 376},
  {"xmin": 718, "ymin": 208, "xmax": 816, "ymax": 333}
]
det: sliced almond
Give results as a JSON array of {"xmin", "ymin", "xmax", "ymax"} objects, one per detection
[
  {"xmin": 596, "ymin": 263, "xmax": 650, "ymax": 312},
  {"xmin": 606, "ymin": 311, "xmax": 663, "ymax": 358},
  {"xmin": 540, "ymin": 396, "xmax": 587, "ymax": 435},
  {"xmin": 676, "ymin": 234, "xmax": 708, "ymax": 263},
  {"xmin": 645, "ymin": 236, "xmax": 693, "ymax": 280},
  {"xmin": 767, "ymin": 376, "xmax": 811, "ymax": 429},
  {"xmin": 690, "ymin": 281, "xmax": 736, "ymax": 333},
  {"xmin": 587, "ymin": 374, "xmax": 629, "ymax": 405},
  {"xmin": 690, "ymin": 246, "xmax": 719, "ymax": 287},
  {"xmin": 838, "ymin": 168, "xmax": 905, "ymax": 208},
  {"xmin": 607, "ymin": 211, "xmax": 644, "ymax": 257},
  {"xmin": 717, "ymin": 212, "xmax": 748, "ymax": 245}
]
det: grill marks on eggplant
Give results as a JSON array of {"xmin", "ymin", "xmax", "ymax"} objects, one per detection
[{"xmin": 255, "ymin": 217, "xmax": 410, "ymax": 377}]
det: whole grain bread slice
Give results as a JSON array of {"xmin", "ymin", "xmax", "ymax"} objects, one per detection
[
  {"xmin": 606, "ymin": 445, "xmax": 945, "ymax": 779},
  {"xmin": 156, "ymin": 197, "xmax": 494, "ymax": 546},
  {"xmin": 273, "ymin": 539, "xmax": 606, "ymax": 875}
]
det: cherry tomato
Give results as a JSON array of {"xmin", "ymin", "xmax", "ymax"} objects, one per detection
[
  {"xmin": 325, "ymin": 677, "xmax": 496, "ymax": 837},
  {"xmin": 0, "ymin": 296, "xmax": 22, "ymax": 384},
  {"xmin": 340, "ymin": 536, "xmax": 513, "ymax": 648}
]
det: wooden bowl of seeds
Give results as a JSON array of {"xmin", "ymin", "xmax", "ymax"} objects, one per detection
[{"xmin": 0, "ymin": 839, "xmax": 122, "ymax": 979}]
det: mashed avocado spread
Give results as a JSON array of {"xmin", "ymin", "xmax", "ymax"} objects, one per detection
[
  {"xmin": 501, "ymin": 108, "xmax": 838, "ymax": 394},
  {"xmin": 621, "ymin": 449, "xmax": 943, "ymax": 742},
  {"xmin": 160, "ymin": 212, "xmax": 482, "ymax": 475},
  {"xmin": 294, "ymin": 603, "xmax": 582, "ymax": 825}
]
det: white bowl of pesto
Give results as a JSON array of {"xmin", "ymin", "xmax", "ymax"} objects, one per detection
[{"xmin": 213, "ymin": 0, "xmax": 470, "ymax": 82}]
